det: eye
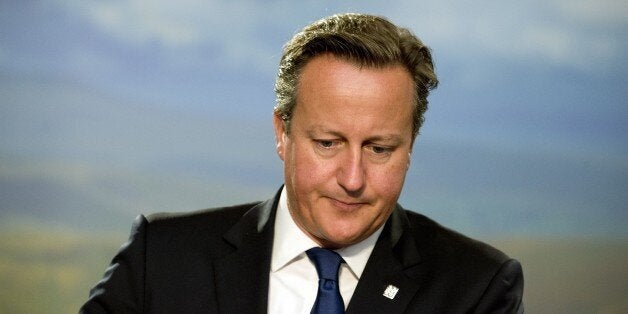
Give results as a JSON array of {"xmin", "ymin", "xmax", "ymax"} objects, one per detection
[
  {"xmin": 364, "ymin": 145, "xmax": 394, "ymax": 162},
  {"xmin": 313, "ymin": 139, "xmax": 342, "ymax": 157},
  {"xmin": 367, "ymin": 145, "xmax": 392, "ymax": 155},
  {"xmin": 371, "ymin": 146, "xmax": 389, "ymax": 154},
  {"xmin": 317, "ymin": 140, "xmax": 335, "ymax": 148}
]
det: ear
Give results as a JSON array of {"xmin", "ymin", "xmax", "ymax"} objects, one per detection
[{"xmin": 273, "ymin": 113, "xmax": 287, "ymax": 161}]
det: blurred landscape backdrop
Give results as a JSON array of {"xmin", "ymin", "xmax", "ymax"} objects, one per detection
[{"xmin": 1, "ymin": 1, "xmax": 626, "ymax": 313}]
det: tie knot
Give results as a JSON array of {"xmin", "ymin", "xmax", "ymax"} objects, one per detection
[{"xmin": 306, "ymin": 247, "xmax": 344, "ymax": 281}]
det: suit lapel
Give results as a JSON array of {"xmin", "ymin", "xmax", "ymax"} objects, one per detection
[
  {"xmin": 346, "ymin": 205, "xmax": 423, "ymax": 314},
  {"xmin": 212, "ymin": 192, "xmax": 279, "ymax": 314}
]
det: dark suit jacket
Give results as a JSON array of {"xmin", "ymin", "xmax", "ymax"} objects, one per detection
[{"xmin": 81, "ymin": 189, "xmax": 523, "ymax": 313}]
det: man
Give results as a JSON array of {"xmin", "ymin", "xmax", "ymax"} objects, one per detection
[{"xmin": 81, "ymin": 13, "xmax": 523, "ymax": 313}]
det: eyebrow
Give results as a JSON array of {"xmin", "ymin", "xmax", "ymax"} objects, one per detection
[
  {"xmin": 305, "ymin": 126, "xmax": 405, "ymax": 144},
  {"xmin": 366, "ymin": 135, "xmax": 405, "ymax": 146}
]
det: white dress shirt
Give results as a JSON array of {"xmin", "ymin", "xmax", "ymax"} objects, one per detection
[{"xmin": 268, "ymin": 188, "xmax": 383, "ymax": 314}]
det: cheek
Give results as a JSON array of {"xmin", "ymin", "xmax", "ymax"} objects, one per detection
[
  {"xmin": 288, "ymin": 148, "xmax": 325, "ymax": 198},
  {"xmin": 292, "ymin": 145, "xmax": 333, "ymax": 181},
  {"xmin": 371, "ymin": 159, "xmax": 409, "ymax": 197}
]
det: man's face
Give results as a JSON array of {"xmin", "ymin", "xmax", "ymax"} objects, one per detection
[{"xmin": 273, "ymin": 54, "xmax": 415, "ymax": 249}]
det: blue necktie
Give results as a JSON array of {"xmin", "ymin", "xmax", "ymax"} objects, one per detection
[{"xmin": 306, "ymin": 247, "xmax": 345, "ymax": 314}]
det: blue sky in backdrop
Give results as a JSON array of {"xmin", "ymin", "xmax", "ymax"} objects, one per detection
[{"xmin": 1, "ymin": 1, "xmax": 626, "ymax": 237}]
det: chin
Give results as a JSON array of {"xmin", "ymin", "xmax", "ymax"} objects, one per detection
[{"xmin": 320, "ymin": 227, "xmax": 365, "ymax": 247}]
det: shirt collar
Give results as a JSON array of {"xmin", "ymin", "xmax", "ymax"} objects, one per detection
[
  {"xmin": 271, "ymin": 188, "xmax": 319, "ymax": 272},
  {"xmin": 271, "ymin": 187, "xmax": 383, "ymax": 279}
]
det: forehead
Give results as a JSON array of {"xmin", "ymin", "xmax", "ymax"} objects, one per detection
[
  {"xmin": 293, "ymin": 54, "xmax": 415, "ymax": 134},
  {"xmin": 298, "ymin": 54, "xmax": 414, "ymax": 95}
]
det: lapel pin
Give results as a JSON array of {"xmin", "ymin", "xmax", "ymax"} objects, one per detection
[{"xmin": 382, "ymin": 284, "xmax": 399, "ymax": 300}]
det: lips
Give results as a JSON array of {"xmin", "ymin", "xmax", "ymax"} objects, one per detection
[{"xmin": 328, "ymin": 197, "xmax": 368, "ymax": 211}]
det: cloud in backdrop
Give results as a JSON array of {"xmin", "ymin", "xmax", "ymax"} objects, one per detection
[{"xmin": 1, "ymin": 0, "xmax": 626, "ymax": 236}]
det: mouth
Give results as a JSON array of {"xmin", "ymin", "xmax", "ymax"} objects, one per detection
[{"xmin": 328, "ymin": 197, "xmax": 368, "ymax": 211}]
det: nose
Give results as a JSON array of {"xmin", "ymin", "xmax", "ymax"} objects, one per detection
[{"xmin": 336, "ymin": 147, "xmax": 366, "ymax": 194}]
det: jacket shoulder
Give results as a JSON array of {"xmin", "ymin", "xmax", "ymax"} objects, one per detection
[
  {"xmin": 403, "ymin": 209, "xmax": 511, "ymax": 271},
  {"xmin": 142, "ymin": 202, "xmax": 263, "ymax": 253},
  {"xmin": 399, "ymin": 210, "xmax": 523, "ymax": 312},
  {"xmin": 146, "ymin": 201, "xmax": 261, "ymax": 227}
]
